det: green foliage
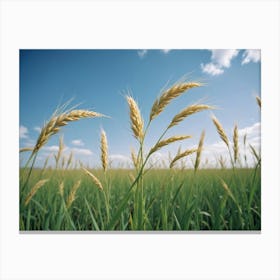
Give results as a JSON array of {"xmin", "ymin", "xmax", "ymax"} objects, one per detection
[{"xmin": 19, "ymin": 168, "xmax": 261, "ymax": 231}]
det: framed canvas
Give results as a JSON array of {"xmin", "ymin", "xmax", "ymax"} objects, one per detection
[{"xmin": 1, "ymin": 0, "xmax": 279, "ymax": 279}]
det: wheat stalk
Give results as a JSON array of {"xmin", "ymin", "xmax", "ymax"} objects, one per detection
[
  {"xmin": 126, "ymin": 96, "xmax": 144, "ymax": 142},
  {"xmin": 66, "ymin": 180, "xmax": 81, "ymax": 208},
  {"xmin": 150, "ymin": 82, "xmax": 202, "ymax": 121},
  {"xmin": 24, "ymin": 179, "xmax": 49, "ymax": 206},
  {"xmin": 66, "ymin": 151, "xmax": 73, "ymax": 169},
  {"xmin": 212, "ymin": 115, "xmax": 229, "ymax": 147},
  {"xmin": 169, "ymin": 148, "xmax": 197, "ymax": 169},
  {"xmin": 168, "ymin": 104, "xmax": 212, "ymax": 129},
  {"xmin": 55, "ymin": 135, "xmax": 65, "ymax": 168},
  {"xmin": 194, "ymin": 130, "xmax": 205, "ymax": 171},
  {"xmin": 33, "ymin": 110, "xmax": 103, "ymax": 154},
  {"xmin": 149, "ymin": 135, "xmax": 191, "ymax": 154},
  {"xmin": 233, "ymin": 124, "xmax": 239, "ymax": 163},
  {"xmin": 256, "ymin": 96, "xmax": 261, "ymax": 108},
  {"xmin": 100, "ymin": 130, "xmax": 108, "ymax": 171},
  {"xmin": 130, "ymin": 148, "xmax": 138, "ymax": 169},
  {"xmin": 20, "ymin": 147, "xmax": 34, "ymax": 153},
  {"xmin": 82, "ymin": 167, "xmax": 103, "ymax": 190},
  {"xmin": 58, "ymin": 181, "xmax": 64, "ymax": 197}
]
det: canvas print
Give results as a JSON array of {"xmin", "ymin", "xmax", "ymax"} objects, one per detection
[{"xmin": 19, "ymin": 49, "xmax": 261, "ymax": 231}]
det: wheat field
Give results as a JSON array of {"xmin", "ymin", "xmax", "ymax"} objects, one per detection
[{"xmin": 19, "ymin": 82, "xmax": 261, "ymax": 231}]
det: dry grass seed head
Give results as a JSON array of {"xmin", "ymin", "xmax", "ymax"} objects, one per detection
[
  {"xmin": 66, "ymin": 180, "xmax": 81, "ymax": 208},
  {"xmin": 256, "ymin": 96, "xmax": 261, "ymax": 108},
  {"xmin": 100, "ymin": 130, "xmax": 108, "ymax": 171},
  {"xmin": 33, "ymin": 110, "xmax": 103, "ymax": 154},
  {"xmin": 169, "ymin": 148, "xmax": 197, "ymax": 169},
  {"xmin": 126, "ymin": 96, "xmax": 144, "ymax": 142},
  {"xmin": 130, "ymin": 148, "xmax": 138, "ymax": 169},
  {"xmin": 233, "ymin": 124, "xmax": 239, "ymax": 163},
  {"xmin": 24, "ymin": 179, "xmax": 49, "ymax": 206},
  {"xmin": 150, "ymin": 135, "xmax": 191, "ymax": 154},
  {"xmin": 212, "ymin": 115, "xmax": 229, "ymax": 147},
  {"xmin": 82, "ymin": 167, "xmax": 103, "ymax": 190},
  {"xmin": 194, "ymin": 130, "xmax": 205, "ymax": 171},
  {"xmin": 150, "ymin": 82, "xmax": 202, "ymax": 121},
  {"xmin": 20, "ymin": 147, "xmax": 34, "ymax": 153},
  {"xmin": 168, "ymin": 104, "xmax": 213, "ymax": 129}
]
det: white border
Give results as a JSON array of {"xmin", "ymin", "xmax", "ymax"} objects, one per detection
[{"xmin": 1, "ymin": 1, "xmax": 279, "ymax": 279}]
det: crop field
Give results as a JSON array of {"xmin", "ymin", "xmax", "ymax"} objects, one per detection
[{"xmin": 19, "ymin": 78, "xmax": 261, "ymax": 231}]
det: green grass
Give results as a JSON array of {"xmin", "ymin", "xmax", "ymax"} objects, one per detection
[{"xmin": 19, "ymin": 167, "xmax": 261, "ymax": 231}]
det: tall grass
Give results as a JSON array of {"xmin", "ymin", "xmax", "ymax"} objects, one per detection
[{"xmin": 19, "ymin": 82, "xmax": 261, "ymax": 231}]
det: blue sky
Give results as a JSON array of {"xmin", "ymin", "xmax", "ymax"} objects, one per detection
[{"xmin": 20, "ymin": 49, "xmax": 261, "ymax": 168}]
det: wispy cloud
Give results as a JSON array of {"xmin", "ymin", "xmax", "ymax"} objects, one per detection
[
  {"xmin": 242, "ymin": 49, "xmax": 261, "ymax": 65},
  {"xmin": 71, "ymin": 148, "xmax": 93, "ymax": 156},
  {"xmin": 42, "ymin": 145, "xmax": 59, "ymax": 152},
  {"xmin": 34, "ymin": 126, "xmax": 41, "ymax": 132},
  {"xmin": 137, "ymin": 49, "xmax": 147, "ymax": 58},
  {"xmin": 160, "ymin": 49, "xmax": 171, "ymax": 54},
  {"xmin": 201, "ymin": 49, "xmax": 239, "ymax": 76},
  {"xmin": 71, "ymin": 139, "xmax": 84, "ymax": 146},
  {"xmin": 19, "ymin": 125, "xmax": 29, "ymax": 139}
]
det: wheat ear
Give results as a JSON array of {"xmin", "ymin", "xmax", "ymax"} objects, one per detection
[
  {"xmin": 126, "ymin": 96, "xmax": 144, "ymax": 142},
  {"xmin": 168, "ymin": 104, "xmax": 212, "ymax": 129},
  {"xmin": 82, "ymin": 167, "xmax": 103, "ymax": 190},
  {"xmin": 58, "ymin": 181, "xmax": 64, "ymax": 197},
  {"xmin": 194, "ymin": 130, "xmax": 205, "ymax": 171},
  {"xmin": 24, "ymin": 179, "xmax": 49, "ymax": 206},
  {"xmin": 100, "ymin": 130, "xmax": 108, "ymax": 171},
  {"xmin": 169, "ymin": 148, "xmax": 197, "ymax": 169},
  {"xmin": 66, "ymin": 180, "xmax": 81, "ymax": 208},
  {"xmin": 212, "ymin": 115, "xmax": 229, "ymax": 147},
  {"xmin": 150, "ymin": 82, "xmax": 202, "ymax": 121},
  {"xmin": 256, "ymin": 96, "xmax": 261, "ymax": 108},
  {"xmin": 233, "ymin": 124, "xmax": 239, "ymax": 163},
  {"xmin": 33, "ymin": 110, "xmax": 103, "ymax": 154},
  {"xmin": 55, "ymin": 135, "xmax": 65, "ymax": 168},
  {"xmin": 20, "ymin": 147, "xmax": 34, "ymax": 153},
  {"xmin": 149, "ymin": 135, "xmax": 191, "ymax": 154},
  {"xmin": 130, "ymin": 148, "xmax": 138, "ymax": 169}
]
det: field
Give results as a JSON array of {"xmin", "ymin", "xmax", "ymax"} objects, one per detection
[
  {"xmin": 19, "ymin": 167, "xmax": 260, "ymax": 231},
  {"xmin": 19, "ymin": 80, "xmax": 261, "ymax": 231}
]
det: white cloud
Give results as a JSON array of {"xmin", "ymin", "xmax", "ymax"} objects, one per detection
[
  {"xmin": 34, "ymin": 126, "xmax": 41, "ymax": 132},
  {"xmin": 201, "ymin": 62, "xmax": 224, "ymax": 76},
  {"xmin": 160, "ymin": 49, "xmax": 171, "ymax": 54},
  {"xmin": 137, "ymin": 49, "xmax": 147, "ymax": 58},
  {"xmin": 242, "ymin": 49, "xmax": 261, "ymax": 65},
  {"xmin": 71, "ymin": 139, "xmax": 84, "ymax": 146},
  {"xmin": 42, "ymin": 145, "xmax": 59, "ymax": 152},
  {"xmin": 239, "ymin": 122, "xmax": 260, "ymax": 138},
  {"xmin": 19, "ymin": 125, "xmax": 29, "ymax": 139},
  {"xmin": 71, "ymin": 148, "xmax": 93, "ymax": 156},
  {"xmin": 211, "ymin": 49, "xmax": 239, "ymax": 68},
  {"xmin": 201, "ymin": 49, "xmax": 239, "ymax": 76}
]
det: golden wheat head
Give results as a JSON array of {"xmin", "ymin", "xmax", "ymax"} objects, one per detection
[
  {"xmin": 212, "ymin": 115, "xmax": 229, "ymax": 147},
  {"xmin": 33, "ymin": 110, "xmax": 103, "ymax": 154},
  {"xmin": 100, "ymin": 130, "xmax": 108, "ymax": 171},
  {"xmin": 82, "ymin": 167, "xmax": 103, "ymax": 190},
  {"xmin": 194, "ymin": 130, "xmax": 205, "ymax": 171},
  {"xmin": 169, "ymin": 148, "xmax": 197, "ymax": 169},
  {"xmin": 256, "ymin": 96, "xmax": 261, "ymax": 108},
  {"xmin": 149, "ymin": 135, "xmax": 191, "ymax": 154},
  {"xmin": 24, "ymin": 179, "xmax": 49, "ymax": 206},
  {"xmin": 168, "ymin": 104, "xmax": 212, "ymax": 129},
  {"xmin": 66, "ymin": 180, "xmax": 81, "ymax": 208},
  {"xmin": 150, "ymin": 82, "xmax": 202, "ymax": 121},
  {"xmin": 126, "ymin": 96, "xmax": 144, "ymax": 142},
  {"xmin": 233, "ymin": 124, "xmax": 239, "ymax": 163}
]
